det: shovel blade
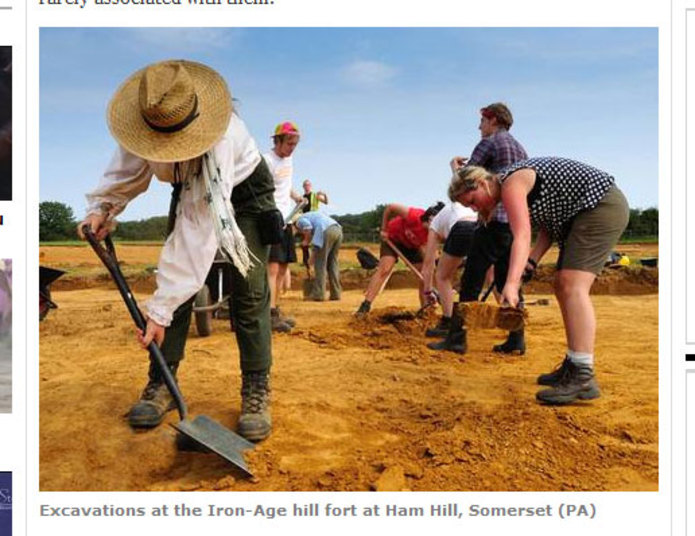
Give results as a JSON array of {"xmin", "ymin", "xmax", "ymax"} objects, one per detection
[
  {"xmin": 458, "ymin": 302, "xmax": 527, "ymax": 331},
  {"xmin": 172, "ymin": 415, "xmax": 255, "ymax": 477}
]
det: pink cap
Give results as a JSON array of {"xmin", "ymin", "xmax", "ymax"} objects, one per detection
[{"xmin": 273, "ymin": 121, "xmax": 300, "ymax": 137}]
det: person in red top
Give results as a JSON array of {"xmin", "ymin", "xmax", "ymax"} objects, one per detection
[{"xmin": 356, "ymin": 203, "xmax": 443, "ymax": 315}]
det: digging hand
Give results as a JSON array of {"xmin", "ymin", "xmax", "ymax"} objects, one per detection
[
  {"xmin": 137, "ymin": 318, "xmax": 165, "ymax": 349},
  {"xmin": 78, "ymin": 213, "xmax": 116, "ymax": 242},
  {"xmin": 501, "ymin": 281, "xmax": 520, "ymax": 308}
]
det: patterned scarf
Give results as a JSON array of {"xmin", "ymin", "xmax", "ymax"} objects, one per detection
[{"xmin": 200, "ymin": 151, "xmax": 257, "ymax": 277}]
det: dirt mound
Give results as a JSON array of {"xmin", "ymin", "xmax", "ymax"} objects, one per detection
[
  {"xmin": 525, "ymin": 265, "xmax": 658, "ymax": 295},
  {"xmin": 52, "ymin": 264, "xmax": 658, "ymax": 297}
]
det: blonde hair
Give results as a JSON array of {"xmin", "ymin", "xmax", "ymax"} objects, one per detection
[
  {"xmin": 448, "ymin": 166, "xmax": 500, "ymax": 221},
  {"xmin": 448, "ymin": 166, "xmax": 493, "ymax": 200}
]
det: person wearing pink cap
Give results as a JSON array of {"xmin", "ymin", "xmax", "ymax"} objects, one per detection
[{"xmin": 263, "ymin": 121, "xmax": 304, "ymax": 332}]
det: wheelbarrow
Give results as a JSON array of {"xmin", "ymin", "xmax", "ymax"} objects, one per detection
[
  {"xmin": 39, "ymin": 266, "xmax": 64, "ymax": 321},
  {"xmin": 193, "ymin": 252, "xmax": 234, "ymax": 337},
  {"xmin": 82, "ymin": 227, "xmax": 255, "ymax": 477}
]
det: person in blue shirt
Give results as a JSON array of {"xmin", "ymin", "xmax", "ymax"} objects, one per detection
[{"xmin": 295, "ymin": 211, "xmax": 343, "ymax": 301}]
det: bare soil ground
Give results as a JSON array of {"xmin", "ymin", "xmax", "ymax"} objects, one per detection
[{"xmin": 39, "ymin": 244, "xmax": 658, "ymax": 492}]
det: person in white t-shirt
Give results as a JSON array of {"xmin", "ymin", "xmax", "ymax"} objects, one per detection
[
  {"xmin": 421, "ymin": 201, "xmax": 478, "ymax": 337},
  {"xmin": 263, "ymin": 121, "xmax": 303, "ymax": 332},
  {"xmin": 78, "ymin": 60, "xmax": 276, "ymax": 442}
]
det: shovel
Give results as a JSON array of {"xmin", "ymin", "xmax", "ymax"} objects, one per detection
[
  {"xmin": 284, "ymin": 198, "xmax": 308, "ymax": 225},
  {"xmin": 456, "ymin": 301, "xmax": 527, "ymax": 332},
  {"xmin": 383, "ymin": 238, "xmax": 441, "ymax": 316},
  {"xmin": 385, "ymin": 238, "xmax": 424, "ymax": 283},
  {"xmin": 82, "ymin": 227, "xmax": 255, "ymax": 477}
]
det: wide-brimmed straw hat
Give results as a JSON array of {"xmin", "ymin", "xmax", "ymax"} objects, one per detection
[{"xmin": 107, "ymin": 59, "xmax": 232, "ymax": 163}]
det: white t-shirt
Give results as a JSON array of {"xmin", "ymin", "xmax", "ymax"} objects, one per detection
[
  {"xmin": 429, "ymin": 202, "xmax": 477, "ymax": 240},
  {"xmin": 263, "ymin": 150, "xmax": 294, "ymax": 219}
]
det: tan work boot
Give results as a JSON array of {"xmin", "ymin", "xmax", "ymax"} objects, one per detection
[
  {"xmin": 237, "ymin": 370, "xmax": 271, "ymax": 442},
  {"xmin": 127, "ymin": 363, "xmax": 178, "ymax": 428}
]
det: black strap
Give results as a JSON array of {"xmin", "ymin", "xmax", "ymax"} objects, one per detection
[
  {"xmin": 166, "ymin": 182, "xmax": 183, "ymax": 237},
  {"xmin": 142, "ymin": 95, "xmax": 199, "ymax": 133}
]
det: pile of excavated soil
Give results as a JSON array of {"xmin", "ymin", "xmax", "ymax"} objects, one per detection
[
  {"xmin": 50, "ymin": 265, "xmax": 658, "ymax": 296},
  {"xmin": 41, "ymin": 243, "xmax": 658, "ymax": 295}
]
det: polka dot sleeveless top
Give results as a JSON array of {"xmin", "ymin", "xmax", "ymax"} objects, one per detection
[{"xmin": 499, "ymin": 157, "xmax": 615, "ymax": 241}]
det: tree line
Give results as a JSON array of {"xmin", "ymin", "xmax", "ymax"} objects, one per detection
[{"xmin": 40, "ymin": 201, "xmax": 659, "ymax": 243}]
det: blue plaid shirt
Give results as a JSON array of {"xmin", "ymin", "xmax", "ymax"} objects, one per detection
[{"xmin": 468, "ymin": 129, "xmax": 527, "ymax": 223}]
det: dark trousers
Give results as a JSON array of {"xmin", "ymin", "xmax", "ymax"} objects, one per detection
[
  {"xmin": 459, "ymin": 221, "xmax": 516, "ymax": 302},
  {"xmin": 156, "ymin": 158, "xmax": 277, "ymax": 374}
]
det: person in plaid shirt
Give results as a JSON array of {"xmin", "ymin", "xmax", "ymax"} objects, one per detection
[{"xmin": 428, "ymin": 102, "xmax": 528, "ymax": 355}]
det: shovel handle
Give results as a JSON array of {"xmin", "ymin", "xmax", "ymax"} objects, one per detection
[
  {"xmin": 82, "ymin": 226, "xmax": 188, "ymax": 420},
  {"xmin": 385, "ymin": 238, "xmax": 424, "ymax": 282}
]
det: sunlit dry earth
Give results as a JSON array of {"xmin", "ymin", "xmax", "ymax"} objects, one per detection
[{"xmin": 39, "ymin": 244, "xmax": 658, "ymax": 491}]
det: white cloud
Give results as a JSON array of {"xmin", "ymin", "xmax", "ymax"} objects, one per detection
[{"xmin": 340, "ymin": 60, "xmax": 397, "ymax": 89}]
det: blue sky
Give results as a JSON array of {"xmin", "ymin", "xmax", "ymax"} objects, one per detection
[{"xmin": 40, "ymin": 27, "xmax": 658, "ymax": 221}]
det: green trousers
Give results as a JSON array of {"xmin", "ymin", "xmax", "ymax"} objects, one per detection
[{"xmin": 154, "ymin": 158, "xmax": 276, "ymax": 375}]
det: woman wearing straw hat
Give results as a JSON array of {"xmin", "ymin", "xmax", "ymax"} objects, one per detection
[
  {"xmin": 449, "ymin": 157, "xmax": 629, "ymax": 405},
  {"xmin": 78, "ymin": 60, "xmax": 279, "ymax": 441}
]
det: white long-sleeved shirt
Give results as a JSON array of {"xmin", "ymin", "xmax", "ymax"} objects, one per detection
[{"xmin": 85, "ymin": 114, "xmax": 262, "ymax": 327}]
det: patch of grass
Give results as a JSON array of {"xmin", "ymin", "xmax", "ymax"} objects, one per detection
[{"xmin": 619, "ymin": 235, "xmax": 658, "ymax": 244}]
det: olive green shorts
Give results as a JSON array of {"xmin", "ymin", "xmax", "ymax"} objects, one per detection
[{"xmin": 557, "ymin": 185, "xmax": 629, "ymax": 275}]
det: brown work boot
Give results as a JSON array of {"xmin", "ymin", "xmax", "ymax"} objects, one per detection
[
  {"xmin": 127, "ymin": 363, "xmax": 178, "ymax": 428},
  {"xmin": 237, "ymin": 370, "xmax": 272, "ymax": 442},
  {"xmin": 271, "ymin": 308, "xmax": 292, "ymax": 333}
]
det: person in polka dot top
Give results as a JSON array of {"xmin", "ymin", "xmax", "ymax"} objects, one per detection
[{"xmin": 449, "ymin": 157, "xmax": 629, "ymax": 405}]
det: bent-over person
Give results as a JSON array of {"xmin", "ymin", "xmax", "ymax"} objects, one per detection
[
  {"xmin": 296, "ymin": 211, "xmax": 343, "ymax": 301},
  {"xmin": 451, "ymin": 157, "xmax": 629, "ymax": 405},
  {"xmin": 78, "ymin": 60, "xmax": 277, "ymax": 441},
  {"xmin": 355, "ymin": 202, "xmax": 444, "ymax": 316}
]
